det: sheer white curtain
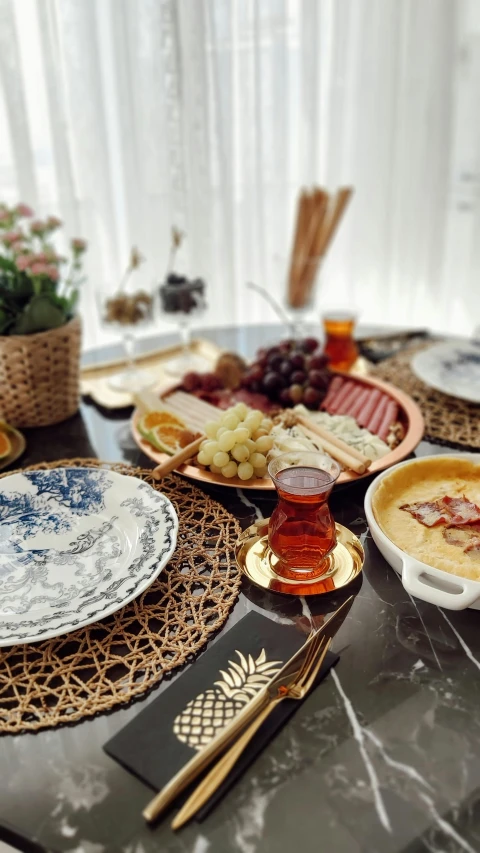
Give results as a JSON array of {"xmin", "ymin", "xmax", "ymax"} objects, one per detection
[{"xmin": 0, "ymin": 0, "xmax": 478, "ymax": 350}]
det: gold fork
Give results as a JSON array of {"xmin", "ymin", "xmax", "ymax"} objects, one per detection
[{"xmin": 171, "ymin": 634, "xmax": 332, "ymax": 830}]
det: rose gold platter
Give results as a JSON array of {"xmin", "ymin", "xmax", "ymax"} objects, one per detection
[{"xmin": 131, "ymin": 373, "xmax": 425, "ymax": 490}]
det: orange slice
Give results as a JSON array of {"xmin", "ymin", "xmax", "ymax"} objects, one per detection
[
  {"xmin": 0, "ymin": 430, "xmax": 11, "ymax": 460},
  {"xmin": 140, "ymin": 410, "xmax": 186, "ymax": 432},
  {"xmin": 146, "ymin": 423, "xmax": 197, "ymax": 455}
]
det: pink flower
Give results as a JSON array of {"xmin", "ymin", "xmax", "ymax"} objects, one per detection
[
  {"xmin": 15, "ymin": 254, "xmax": 33, "ymax": 271},
  {"xmin": 46, "ymin": 215, "xmax": 62, "ymax": 229},
  {"xmin": 11, "ymin": 241, "xmax": 26, "ymax": 255},
  {"xmin": 30, "ymin": 220, "xmax": 47, "ymax": 235},
  {"xmin": 0, "ymin": 210, "xmax": 10, "ymax": 223},
  {"xmin": 71, "ymin": 237, "xmax": 87, "ymax": 253},
  {"xmin": 16, "ymin": 203, "xmax": 34, "ymax": 218},
  {"xmin": 3, "ymin": 230, "xmax": 22, "ymax": 245},
  {"xmin": 33, "ymin": 251, "xmax": 47, "ymax": 263},
  {"xmin": 30, "ymin": 262, "xmax": 49, "ymax": 276},
  {"xmin": 43, "ymin": 248, "xmax": 64, "ymax": 264},
  {"xmin": 45, "ymin": 265, "xmax": 59, "ymax": 281}
]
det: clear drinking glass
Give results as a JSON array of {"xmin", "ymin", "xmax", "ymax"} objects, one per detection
[
  {"xmin": 96, "ymin": 286, "xmax": 157, "ymax": 392},
  {"xmin": 268, "ymin": 451, "xmax": 340, "ymax": 579},
  {"xmin": 322, "ymin": 310, "xmax": 359, "ymax": 372},
  {"xmin": 159, "ymin": 275, "xmax": 209, "ymax": 376}
]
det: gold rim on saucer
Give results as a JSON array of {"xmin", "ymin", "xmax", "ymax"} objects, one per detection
[{"xmin": 236, "ymin": 519, "xmax": 364, "ymax": 596}]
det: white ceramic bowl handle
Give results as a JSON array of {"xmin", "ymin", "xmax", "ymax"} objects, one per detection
[{"xmin": 402, "ymin": 558, "xmax": 479, "ymax": 610}]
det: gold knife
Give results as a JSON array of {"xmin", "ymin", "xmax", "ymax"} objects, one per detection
[{"xmin": 142, "ymin": 595, "xmax": 354, "ymax": 824}]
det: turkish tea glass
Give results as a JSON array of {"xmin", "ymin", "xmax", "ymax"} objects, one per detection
[
  {"xmin": 322, "ymin": 310, "xmax": 358, "ymax": 372},
  {"xmin": 268, "ymin": 451, "xmax": 340, "ymax": 579}
]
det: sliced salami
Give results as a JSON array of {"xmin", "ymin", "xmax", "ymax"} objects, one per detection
[
  {"xmin": 356, "ymin": 388, "xmax": 382, "ymax": 428},
  {"xmin": 336, "ymin": 384, "xmax": 364, "ymax": 416},
  {"xmin": 347, "ymin": 387, "xmax": 371, "ymax": 421},
  {"xmin": 365, "ymin": 394, "xmax": 390, "ymax": 434},
  {"xmin": 321, "ymin": 375, "xmax": 345, "ymax": 411},
  {"xmin": 378, "ymin": 400, "xmax": 398, "ymax": 441},
  {"xmin": 327, "ymin": 380, "xmax": 356, "ymax": 414}
]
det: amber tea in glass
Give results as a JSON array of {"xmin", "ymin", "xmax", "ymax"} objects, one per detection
[
  {"xmin": 268, "ymin": 452, "xmax": 340, "ymax": 579},
  {"xmin": 322, "ymin": 311, "xmax": 358, "ymax": 372}
]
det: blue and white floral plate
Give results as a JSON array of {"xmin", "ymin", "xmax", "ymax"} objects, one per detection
[
  {"xmin": 0, "ymin": 468, "xmax": 178, "ymax": 646},
  {"xmin": 412, "ymin": 341, "xmax": 480, "ymax": 404}
]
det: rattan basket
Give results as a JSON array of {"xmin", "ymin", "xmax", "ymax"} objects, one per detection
[{"xmin": 0, "ymin": 316, "xmax": 82, "ymax": 427}]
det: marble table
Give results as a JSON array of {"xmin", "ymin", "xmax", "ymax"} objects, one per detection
[{"xmin": 1, "ymin": 324, "xmax": 479, "ymax": 853}]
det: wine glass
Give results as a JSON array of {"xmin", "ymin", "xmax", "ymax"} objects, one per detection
[
  {"xmin": 159, "ymin": 274, "xmax": 210, "ymax": 376},
  {"xmin": 96, "ymin": 285, "xmax": 157, "ymax": 393}
]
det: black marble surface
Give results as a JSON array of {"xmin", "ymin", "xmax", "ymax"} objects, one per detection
[{"xmin": 1, "ymin": 324, "xmax": 479, "ymax": 853}]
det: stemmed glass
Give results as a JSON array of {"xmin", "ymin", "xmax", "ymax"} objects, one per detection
[
  {"xmin": 159, "ymin": 274, "xmax": 210, "ymax": 376},
  {"xmin": 96, "ymin": 284, "xmax": 157, "ymax": 393}
]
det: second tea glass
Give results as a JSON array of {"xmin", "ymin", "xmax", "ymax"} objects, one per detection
[{"xmin": 268, "ymin": 451, "xmax": 340, "ymax": 580}]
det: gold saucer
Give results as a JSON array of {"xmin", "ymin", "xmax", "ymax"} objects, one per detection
[{"xmin": 236, "ymin": 519, "xmax": 364, "ymax": 596}]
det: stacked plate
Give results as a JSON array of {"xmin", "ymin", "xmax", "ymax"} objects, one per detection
[{"xmin": 0, "ymin": 468, "xmax": 178, "ymax": 646}]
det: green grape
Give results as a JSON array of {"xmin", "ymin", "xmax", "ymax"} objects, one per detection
[
  {"xmin": 213, "ymin": 450, "xmax": 229, "ymax": 468},
  {"xmin": 216, "ymin": 426, "xmax": 227, "ymax": 438},
  {"xmin": 205, "ymin": 421, "xmax": 220, "ymax": 439},
  {"xmin": 209, "ymin": 464, "xmax": 223, "ymax": 474},
  {"xmin": 245, "ymin": 438, "xmax": 256, "ymax": 453},
  {"xmin": 261, "ymin": 418, "xmax": 273, "ymax": 431},
  {"xmin": 221, "ymin": 460, "xmax": 238, "ymax": 478},
  {"xmin": 255, "ymin": 435, "xmax": 274, "ymax": 453},
  {"xmin": 252, "ymin": 428, "xmax": 268, "ymax": 441},
  {"xmin": 198, "ymin": 441, "xmax": 217, "ymax": 464},
  {"xmin": 250, "ymin": 452, "xmax": 267, "ymax": 469},
  {"xmin": 255, "ymin": 465, "xmax": 268, "ymax": 478},
  {"xmin": 238, "ymin": 461, "xmax": 254, "ymax": 481},
  {"xmin": 232, "ymin": 444, "xmax": 249, "ymax": 463},
  {"xmin": 218, "ymin": 430, "xmax": 236, "ymax": 452},
  {"xmin": 233, "ymin": 402, "xmax": 248, "ymax": 419},
  {"xmin": 233, "ymin": 426, "xmax": 250, "ymax": 444},
  {"xmin": 222, "ymin": 413, "xmax": 239, "ymax": 431},
  {"xmin": 244, "ymin": 410, "xmax": 263, "ymax": 431},
  {"xmin": 197, "ymin": 450, "xmax": 210, "ymax": 466}
]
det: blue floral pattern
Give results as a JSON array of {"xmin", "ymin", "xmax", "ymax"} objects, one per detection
[{"xmin": 0, "ymin": 468, "xmax": 177, "ymax": 644}]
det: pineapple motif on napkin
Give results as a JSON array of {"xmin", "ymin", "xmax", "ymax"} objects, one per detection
[
  {"xmin": 173, "ymin": 650, "xmax": 282, "ymax": 750},
  {"xmin": 104, "ymin": 611, "xmax": 338, "ymax": 811}
]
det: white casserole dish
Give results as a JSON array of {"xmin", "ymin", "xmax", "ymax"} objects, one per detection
[{"xmin": 364, "ymin": 454, "xmax": 480, "ymax": 611}]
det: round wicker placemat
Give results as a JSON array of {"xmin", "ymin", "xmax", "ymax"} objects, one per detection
[
  {"xmin": 0, "ymin": 459, "xmax": 242, "ymax": 735},
  {"xmin": 372, "ymin": 342, "xmax": 480, "ymax": 451}
]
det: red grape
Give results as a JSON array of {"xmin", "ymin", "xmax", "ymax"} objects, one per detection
[
  {"xmin": 182, "ymin": 371, "xmax": 202, "ymax": 392},
  {"xmin": 279, "ymin": 360, "xmax": 293, "ymax": 377},
  {"xmin": 308, "ymin": 369, "xmax": 329, "ymax": 390},
  {"xmin": 303, "ymin": 386, "xmax": 321, "ymax": 408},
  {"xmin": 289, "ymin": 383, "xmax": 304, "ymax": 404},
  {"xmin": 278, "ymin": 338, "xmax": 295, "ymax": 352},
  {"xmin": 300, "ymin": 337, "xmax": 319, "ymax": 353},
  {"xmin": 289, "ymin": 351, "xmax": 305, "ymax": 370},
  {"xmin": 279, "ymin": 387, "xmax": 292, "ymax": 406},
  {"xmin": 308, "ymin": 351, "xmax": 330, "ymax": 370},
  {"xmin": 268, "ymin": 356, "xmax": 283, "ymax": 373},
  {"xmin": 201, "ymin": 372, "xmax": 223, "ymax": 392},
  {"xmin": 290, "ymin": 369, "xmax": 306, "ymax": 385},
  {"xmin": 263, "ymin": 371, "xmax": 283, "ymax": 392}
]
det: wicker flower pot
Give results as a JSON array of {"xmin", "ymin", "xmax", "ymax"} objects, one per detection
[{"xmin": 0, "ymin": 316, "xmax": 82, "ymax": 427}]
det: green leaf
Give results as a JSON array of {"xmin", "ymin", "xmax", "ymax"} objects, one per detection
[
  {"xmin": 11, "ymin": 293, "xmax": 67, "ymax": 335},
  {"xmin": 0, "ymin": 256, "xmax": 17, "ymax": 275}
]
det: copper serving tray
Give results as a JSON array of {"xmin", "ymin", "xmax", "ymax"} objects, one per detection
[{"xmin": 131, "ymin": 373, "xmax": 425, "ymax": 490}]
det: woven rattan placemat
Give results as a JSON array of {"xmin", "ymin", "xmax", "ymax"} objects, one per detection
[
  {"xmin": 0, "ymin": 459, "xmax": 242, "ymax": 734},
  {"xmin": 372, "ymin": 342, "xmax": 480, "ymax": 451}
]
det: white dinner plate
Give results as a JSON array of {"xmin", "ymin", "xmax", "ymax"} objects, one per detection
[
  {"xmin": 0, "ymin": 467, "xmax": 178, "ymax": 646},
  {"xmin": 412, "ymin": 341, "xmax": 480, "ymax": 404}
]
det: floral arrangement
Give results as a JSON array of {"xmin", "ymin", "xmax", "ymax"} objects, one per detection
[{"xmin": 0, "ymin": 202, "xmax": 87, "ymax": 335}]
